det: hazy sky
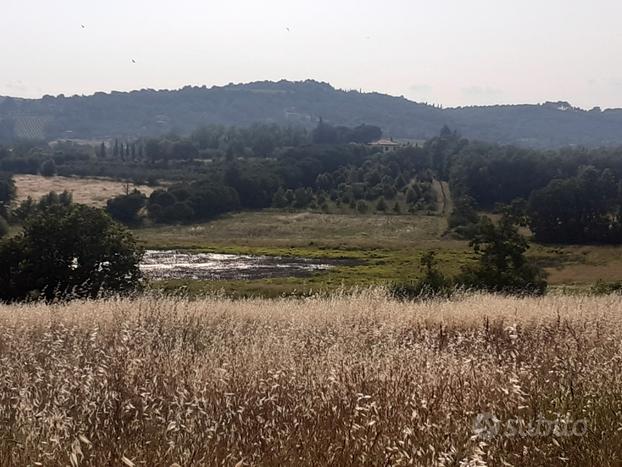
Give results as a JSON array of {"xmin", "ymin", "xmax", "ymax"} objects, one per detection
[{"xmin": 2, "ymin": 0, "xmax": 622, "ymax": 108}]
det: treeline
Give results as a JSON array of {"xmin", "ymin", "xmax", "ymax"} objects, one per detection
[
  {"xmin": 7, "ymin": 120, "xmax": 622, "ymax": 246},
  {"xmin": 0, "ymin": 121, "xmax": 380, "ymax": 182},
  {"xmin": 440, "ymin": 128, "xmax": 622, "ymax": 244}
]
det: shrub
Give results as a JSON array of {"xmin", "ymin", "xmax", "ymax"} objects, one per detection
[
  {"xmin": 591, "ymin": 280, "xmax": 622, "ymax": 295},
  {"xmin": 376, "ymin": 197, "xmax": 387, "ymax": 212},
  {"xmin": 356, "ymin": 200, "xmax": 368, "ymax": 214},
  {"xmin": 390, "ymin": 251, "xmax": 454, "ymax": 301}
]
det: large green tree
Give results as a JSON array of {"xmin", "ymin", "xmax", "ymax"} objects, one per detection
[
  {"xmin": 458, "ymin": 211, "xmax": 547, "ymax": 294},
  {"xmin": 0, "ymin": 205, "xmax": 143, "ymax": 301}
]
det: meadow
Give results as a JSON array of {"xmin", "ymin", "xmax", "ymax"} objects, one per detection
[
  {"xmin": 135, "ymin": 211, "xmax": 622, "ymax": 296},
  {"xmin": 0, "ymin": 292, "xmax": 620, "ymax": 466}
]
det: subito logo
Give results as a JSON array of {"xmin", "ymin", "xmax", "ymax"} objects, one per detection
[{"xmin": 473, "ymin": 412, "xmax": 501, "ymax": 440}]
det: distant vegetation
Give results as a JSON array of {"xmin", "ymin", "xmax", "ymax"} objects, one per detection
[
  {"xmin": 3, "ymin": 120, "xmax": 622, "ymax": 247},
  {"xmin": 2, "ymin": 80, "xmax": 622, "ymax": 148},
  {"xmin": 0, "ymin": 121, "xmax": 438, "ymax": 226}
]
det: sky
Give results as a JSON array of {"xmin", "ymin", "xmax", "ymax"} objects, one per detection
[{"xmin": 2, "ymin": 0, "xmax": 622, "ymax": 108}]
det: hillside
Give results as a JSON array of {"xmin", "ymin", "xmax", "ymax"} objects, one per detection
[{"xmin": 1, "ymin": 80, "xmax": 622, "ymax": 148}]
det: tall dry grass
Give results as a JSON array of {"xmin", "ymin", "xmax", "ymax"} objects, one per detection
[{"xmin": 0, "ymin": 291, "xmax": 621, "ymax": 466}]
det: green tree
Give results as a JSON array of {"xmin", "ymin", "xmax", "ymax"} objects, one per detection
[
  {"xmin": 106, "ymin": 190, "xmax": 147, "ymax": 224},
  {"xmin": 527, "ymin": 168, "xmax": 619, "ymax": 244},
  {"xmin": 0, "ymin": 215, "xmax": 8, "ymax": 238},
  {"xmin": 293, "ymin": 187, "xmax": 313, "ymax": 208},
  {"xmin": 13, "ymin": 191, "xmax": 74, "ymax": 223},
  {"xmin": 40, "ymin": 159, "xmax": 56, "ymax": 177},
  {"xmin": 356, "ymin": 200, "xmax": 368, "ymax": 213},
  {"xmin": 458, "ymin": 213, "xmax": 547, "ymax": 294},
  {"xmin": 145, "ymin": 139, "xmax": 161, "ymax": 163},
  {"xmin": 448, "ymin": 195, "xmax": 480, "ymax": 238},
  {"xmin": 406, "ymin": 187, "xmax": 418, "ymax": 204},
  {"xmin": 272, "ymin": 187, "xmax": 289, "ymax": 208},
  {"xmin": 97, "ymin": 142, "xmax": 107, "ymax": 159},
  {"xmin": 0, "ymin": 173, "xmax": 16, "ymax": 217},
  {"xmin": 0, "ymin": 204, "xmax": 143, "ymax": 301}
]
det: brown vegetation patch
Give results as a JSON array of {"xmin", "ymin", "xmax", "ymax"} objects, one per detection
[
  {"xmin": 0, "ymin": 292, "xmax": 620, "ymax": 465},
  {"xmin": 13, "ymin": 174, "xmax": 156, "ymax": 207}
]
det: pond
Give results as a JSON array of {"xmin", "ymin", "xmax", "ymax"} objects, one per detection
[{"xmin": 140, "ymin": 250, "xmax": 357, "ymax": 281}]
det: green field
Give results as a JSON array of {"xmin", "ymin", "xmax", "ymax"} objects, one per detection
[{"xmin": 134, "ymin": 210, "xmax": 622, "ymax": 297}]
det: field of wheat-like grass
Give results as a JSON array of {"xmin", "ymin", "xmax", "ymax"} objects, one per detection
[{"xmin": 0, "ymin": 291, "xmax": 621, "ymax": 466}]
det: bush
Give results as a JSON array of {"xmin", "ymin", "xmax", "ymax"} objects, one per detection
[
  {"xmin": 591, "ymin": 280, "xmax": 622, "ymax": 295},
  {"xmin": 390, "ymin": 252, "xmax": 454, "ymax": 301},
  {"xmin": 356, "ymin": 200, "xmax": 368, "ymax": 214}
]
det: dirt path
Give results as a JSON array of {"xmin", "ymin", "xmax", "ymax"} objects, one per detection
[{"xmin": 431, "ymin": 179, "xmax": 452, "ymax": 216}]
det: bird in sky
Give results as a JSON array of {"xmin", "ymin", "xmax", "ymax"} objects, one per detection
[
  {"xmin": 81, "ymin": 24, "xmax": 86, "ymax": 29},
  {"xmin": 286, "ymin": 27, "xmax": 290, "ymax": 32},
  {"xmin": 131, "ymin": 59, "xmax": 136, "ymax": 63}
]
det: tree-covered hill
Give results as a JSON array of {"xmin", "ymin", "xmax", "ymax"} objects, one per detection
[{"xmin": 1, "ymin": 80, "xmax": 622, "ymax": 148}]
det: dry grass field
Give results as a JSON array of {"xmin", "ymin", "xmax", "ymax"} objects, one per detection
[
  {"xmin": 1, "ymin": 292, "xmax": 621, "ymax": 466},
  {"xmin": 13, "ymin": 174, "xmax": 156, "ymax": 207}
]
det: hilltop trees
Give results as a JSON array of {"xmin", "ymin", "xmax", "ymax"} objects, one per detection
[{"xmin": 0, "ymin": 204, "xmax": 143, "ymax": 301}]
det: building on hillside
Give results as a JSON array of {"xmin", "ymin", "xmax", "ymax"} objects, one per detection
[{"xmin": 369, "ymin": 138, "xmax": 402, "ymax": 153}]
